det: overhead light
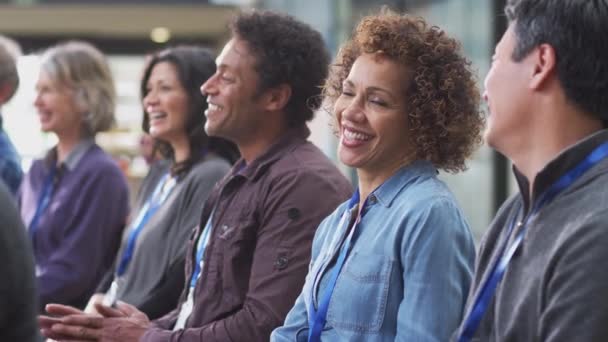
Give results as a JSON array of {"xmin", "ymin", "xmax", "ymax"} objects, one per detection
[{"xmin": 150, "ymin": 27, "xmax": 171, "ymax": 44}]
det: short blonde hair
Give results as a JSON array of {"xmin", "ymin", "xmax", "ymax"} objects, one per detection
[{"xmin": 40, "ymin": 41, "xmax": 116, "ymax": 137}]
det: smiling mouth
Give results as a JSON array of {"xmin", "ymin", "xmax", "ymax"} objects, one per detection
[
  {"xmin": 149, "ymin": 112, "xmax": 167, "ymax": 121},
  {"xmin": 343, "ymin": 127, "xmax": 373, "ymax": 142},
  {"xmin": 208, "ymin": 103, "xmax": 223, "ymax": 111}
]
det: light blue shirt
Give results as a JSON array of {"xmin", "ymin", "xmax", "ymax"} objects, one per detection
[{"xmin": 271, "ymin": 161, "xmax": 475, "ymax": 342}]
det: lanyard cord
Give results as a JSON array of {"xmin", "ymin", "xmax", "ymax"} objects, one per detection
[
  {"xmin": 308, "ymin": 190, "xmax": 368, "ymax": 342},
  {"xmin": 115, "ymin": 173, "xmax": 177, "ymax": 277},
  {"xmin": 29, "ymin": 165, "xmax": 59, "ymax": 244},
  {"xmin": 458, "ymin": 141, "xmax": 608, "ymax": 342}
]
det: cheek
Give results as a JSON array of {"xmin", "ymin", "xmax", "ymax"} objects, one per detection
[{"xmin": 333, "ymin": 100, "xmax": 347, "ymax": 125}]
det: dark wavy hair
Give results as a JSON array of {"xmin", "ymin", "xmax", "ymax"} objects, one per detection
[
  {"xmin": 324, "ymin": 10, "xmax": 484, "ymax": 173},
  {"xmin": 141, "ymin": 46, "xmax": 239, "ymax": 175},
  {"xmin": 230, "ymin": 10, "xmax": 330, "ymax": 127}
]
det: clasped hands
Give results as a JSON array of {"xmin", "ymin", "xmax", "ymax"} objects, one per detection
[{"xmin": 39, "ymin": 296, "xmax": 151, "ymax": 342}]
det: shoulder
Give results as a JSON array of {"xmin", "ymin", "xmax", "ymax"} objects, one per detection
[
  {"xmin": 268, "ymin": 141, "xmax": 351, "ymax": 192},
  {"xmin": 314, "ymin": 200, "xmax": 350, "ymax": 232},
  {"xmin": 78, "ymin": 145, "xmax": 125, "ymax": 178},
  {"xmin": 188, "ymin": 155, "xmax": 232, "ymax": 179},
  {"xmin": 389, "ymin": 176, "xmax": 474, "ymax": 247},
  {"xmin": 393, "ymin": 176, "xmax": 463, "ymax": 219}
]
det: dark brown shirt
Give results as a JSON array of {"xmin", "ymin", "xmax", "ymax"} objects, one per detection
[{"xmin": 142, "ymin": 125, "xmax": 353, "ymax": 342}]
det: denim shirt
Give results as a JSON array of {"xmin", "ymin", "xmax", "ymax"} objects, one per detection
[{"xmin": 272, "ymin": 161, "xmax": 475, "ymax": 342}]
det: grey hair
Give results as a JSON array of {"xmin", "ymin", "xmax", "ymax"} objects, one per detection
[
  {"xmin": 0, "ymin": 35, "xmax": 22, "ymax": 103},
  {"xmin": 40, "ymin": 41, "xmax": 116, "ymax": 137}
]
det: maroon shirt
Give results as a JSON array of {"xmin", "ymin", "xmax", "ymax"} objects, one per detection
[{"xmin": 142, "ymin": 125, "xmax": 352, "ymax": 342}]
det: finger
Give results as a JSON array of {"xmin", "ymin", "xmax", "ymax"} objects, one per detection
[
  {"xmin": 41, "ymin": 328, "xmax": 88, "ymax": 342},
  {"xmin": 46, "ymin": 304, "xmax": 84, "ymax": 316},
  {"xmin": 51, "ymin": 323, "xmax": 98, "ymax": 340},
  {"xmin": 94, "ymin": 302, "xmax": 127, "ymax": 318},
  {"xmin": 41, "ymin": 327, "xmax": 72, "ymax": 340},
  {"xmin": 39, "ymin": 315, "xmax": 63, "ymax": 329},
  {"xmin": 115, "ymin": 301, "xmax": 144, "ymax": 317},
  {"xmin": 61, "ymin": 314, "xmax": 104, "ymax": 329}
]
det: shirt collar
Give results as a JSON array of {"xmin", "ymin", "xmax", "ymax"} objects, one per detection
[
  {"xmin": 45, "ymin": 139, "xmax": 95, "ymax": 170},
  {"xmin": 513, "ymin": 129, "xmax": 608, "ymax": 211},
  {"xmin": 371, "ymin": 160, "xmax": 437, "ymax": 208},
  {"xmin": 230, "ymin": 124, "xmax": 311, "ymax": 181}
]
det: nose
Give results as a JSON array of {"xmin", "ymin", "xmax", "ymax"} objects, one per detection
[
  {"xmin": 33, "ymin": 92, "xmax": 43, "ymax": 108},
  {"xmin": 340, "ymin": 96, "xmax": 365, "ymax": 123},
  {"xmin": 201, "ymin": 73, "xmax": 218, "ymax": 96},
  {"xmin": 143, "ymin": 89, "xmax": 158, "ymax": 109}
]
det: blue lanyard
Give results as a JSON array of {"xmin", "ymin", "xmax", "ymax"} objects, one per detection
[
  {"xmin": 308, "ymin": 190, "xmax": 369, "ymax": 342},
  {"xmin": 457, "ymin": 141, "xmax": 608, "ymax": 342},
  {"xmin": 189, "ymin": 211, "xmax": 214, "ymax": 288},
  {"xmin": 29, "ymin": 165, "xmax": 57, "ymax": 242},
  {"xmin": 116, "ymin": 173, "xmax": 177, "ymax": 277}
]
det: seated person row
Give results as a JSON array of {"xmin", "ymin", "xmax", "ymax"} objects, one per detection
[
  {"xmin": 40, "ymin": 9, "xmax": 482, "ymax": 342},
  {"xmin": 90, "ymin": 46, "xmax": 239, "ymax": 319},
  {"xmin": 41, "ymin": 10, "xmax": 353, "ymax": 342},
  {"xmin": 20, "ymin": 42, "xmax": 237, "ymax": 321}
]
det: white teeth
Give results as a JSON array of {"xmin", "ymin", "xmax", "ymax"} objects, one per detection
[
  {"xmin": 208, "ymin": 103, "xmax": 222, "ymax": 111},
  {"xmin": 149, "ymin": 112, "xmax": 167, "ymax": 120},
  {"xmin": 343, "ymin": 128, "xmax": 372, "ymax": 141}
]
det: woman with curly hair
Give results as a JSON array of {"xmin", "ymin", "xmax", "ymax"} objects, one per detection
[{"xmin": 272, "ymin": 10, "xmax": 484, "ymax": 342}]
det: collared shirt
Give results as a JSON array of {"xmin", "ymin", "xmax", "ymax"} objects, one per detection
[
  {"xmin": 272, "ymin": 160, "xmax": 475, "ymax": 342},
  {"xmin": 452, "ymin": 129, "xmax": 608, "ymax": 341},
  {"xmin": 142, "ymin": 124, "xmax": 353, "ymax": 342},
  {"xmin": 0, "ymin": 115, "xmax": 22, "ymax": 194},
  {"xmin": 18, "ymin": 142, "xmax": 129, "ymax": 310}
]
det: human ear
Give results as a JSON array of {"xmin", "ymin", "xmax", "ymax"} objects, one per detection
[
  {"xmin": 529, "ymin": 43, "xmax": 557, "ymax": 90},
  {"xmin": 264, "ymin": 84, "xmax": 292, "ymax": 112}
]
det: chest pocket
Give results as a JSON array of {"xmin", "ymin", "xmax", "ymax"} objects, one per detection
[
  {"xmin": 213, "ymin": 210, "xmax": 258, "ymax": 305},
  {"xmin": 327, "ymin": 252, "xmax": 394, "ymax": 333}
]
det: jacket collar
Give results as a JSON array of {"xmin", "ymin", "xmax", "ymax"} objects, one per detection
[
  {"xmin": 44, "ymin": 139, "xmax": 95, "ymax": 171},
  {"xmin": 372, "ymin": 160, "xmax": 437, "ymax": 208},
  {"xmin": 230, "ymin": 124, "xmax": 311, "ymax": 181},
  {"xmin": 513, "ymin": 129, "xmax": 608, "ymax": 212}
]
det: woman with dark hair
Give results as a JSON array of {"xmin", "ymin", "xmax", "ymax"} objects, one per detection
[
  {"xmin": 273, "ymin": 10, "xmax": 484, "ymax": 342},
  {"xmin": 81, "ymin": 46, "xmax": 237, "ymax": 320}
]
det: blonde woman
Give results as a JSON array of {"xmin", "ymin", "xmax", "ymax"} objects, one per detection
[{"xmin": 19, "ymin": 41, "xmax": 129, "ymax": 312}]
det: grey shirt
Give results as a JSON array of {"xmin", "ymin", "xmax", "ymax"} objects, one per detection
[
  {"xmin": 98, "ymin": 154, "xmax": 231, "ymax": 319},
  {"xmin": 453, "ymin": 129, "xmax": 608, "ymax": 341},
  {"xmin": 0, "ymin": 182, "xmax": 38, "ymax": 341}
]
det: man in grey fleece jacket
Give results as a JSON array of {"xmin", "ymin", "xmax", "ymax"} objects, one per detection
[{"xmin": 452, "ymin": 0, "xmax": 608, "ymax": 341}]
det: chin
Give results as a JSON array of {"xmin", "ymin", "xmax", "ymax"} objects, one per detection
[{"xmin": 338, "ymin": 155, "xmax": 361, "ymax": 169}]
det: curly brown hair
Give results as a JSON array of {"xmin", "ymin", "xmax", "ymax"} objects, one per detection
[{"xmin": 324, "ymin": 11, "xmax": 484, "ymax": 173}]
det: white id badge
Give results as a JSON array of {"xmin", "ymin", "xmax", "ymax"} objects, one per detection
[
  {"xmin": 173, "ymin": 288, "xmax": 195, "ymax": 331},
  {"xmin": 103, "ymin": 280, "xmax": 119, "ymax": 307}
]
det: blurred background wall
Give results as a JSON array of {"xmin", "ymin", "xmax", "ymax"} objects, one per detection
[{"xmin": 0, "ymin": 0, "xmax": 511, "ymax": 241}]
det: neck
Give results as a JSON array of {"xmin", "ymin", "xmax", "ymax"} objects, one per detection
[
  {"xmin": 239, "ymin": 113, "xmax": 287, "ymax": 164},
  {"xmin": 356, "ymin": 156, "xmax": 414, "ymax": 207},
  {"xmin": 169, "ymin": 135, "xmax": 191, "ymax": 164},
  {"xmin": 510, "ymin": 109, "xmax": 603, "ymax": 197},
  {"xmin": 56, "ymin": 132, "xmax": 83, "ymax": 163}
]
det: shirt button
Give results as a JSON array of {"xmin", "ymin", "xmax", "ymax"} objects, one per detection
[
  {"xmin": 287, "ymin": 208, "xmax": 301, "ymax": 220},
  {"xmin": 275, "ymin": 256, "xmax": 289, "ymax": 270},
  {"xmin": 368, "ymin": 194, "xmax": 377, "ymax": 204}
]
